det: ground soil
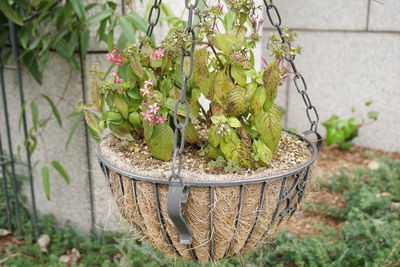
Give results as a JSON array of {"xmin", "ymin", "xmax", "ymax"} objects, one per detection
[{"xmin": 285, "ymin": 142, "xmax": 400, "ymax": 237}]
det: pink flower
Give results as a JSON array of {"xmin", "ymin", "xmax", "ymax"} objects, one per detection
[
  {"xmin": 106, "ymin": 47, "xmax": 124, "ymax": 66},
  {"xmin": 140, "ymin": 87, "xmax": 150, "ymax": 96},
  {"xmin": 252, "ymin": 17, "xmax": 264, "ymax": 33},
  {"xmin": 141, "ymin": 110, "xmax": 153, "ymax": 122},
  {"xmin": 144, "ymin": 80, "xmax": 153, "ymax": 89},
  {"xmin": 148, "ymin": 103, "xmax": 160, "ymax": 114},
  {"xmin": 261, "ymin": 56, "xmax": 268, "ymax": 68},
  {"xmin": 110, "ymin": 71, "xmax": 122, "ymax": 84},
  {"xmin": 156, "ymin": 115, "xmax": 168, "ymax": 124},
  {"xmin": 150, "ymin": 48, "xmax": 165, "ymax": 60}
]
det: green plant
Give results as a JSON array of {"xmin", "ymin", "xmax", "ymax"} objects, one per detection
[
  {"xmin": 323, "ymin": 101, "xmax": 379, "ymax": 150},
  {"xmin": 85, "ymin": 1, "xmax": 301, "ymax": 169}
]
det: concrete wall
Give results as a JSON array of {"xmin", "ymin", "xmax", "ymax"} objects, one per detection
[
  {"xmin": 265, "ymin": 0, "xmax": 400, "ymax": 152},
  {"xmin": 1, "ymin": 0, "xmax": 399, "ymax": 232}
]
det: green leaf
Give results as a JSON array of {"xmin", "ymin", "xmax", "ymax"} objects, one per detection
[
  {"xmin": 84, "ymin": 112, "xmax": 101, "ymax": 134},
  {"xmin": 0, "ymin": 1, "xmax": 24, "ymax": 26},
  {"xmin": 80, "ymin": 29, "xmax": 90, "ymax": 57},
  {"xmin": 208, "ymin": 125, "xmax": 221, "ymax": 147},
  {"xmin": 129, "ymin": 111, "xmax": 142, "ymax": 129},
  {"xmin": 30, "ymin": 101, "xmax": 39, "ymax": 131},
  {"xmin": 114, "ymin": 96, "xmax": 129, "ymax": 119},
  {"xmin": 41, "ymin": 166, "xmax": 50, "ymax": 200},
  {"xmin": 87, "ymin": 9, "xmax": 112, "ymax": 25},
  {"xmin": 65, "ymin": 119, "xmax": 82, "ymax": 150},
  {"xmin": 211, "ymin": 116, "xmax": 226, "ymax": 124},
  {"xmin": 149, "ymin": 123, "xmax": 174, "ymax": 161},
  {"xmin": 214, "ymin": 34, "xmax": 243, "ymax": 54},
  {"xmin": 143, "ymin": 120, "xmax": 153, "ymax": 142},
  {"xmin": 118, "ymin": 16, "xmax": 136, "ymax": 43},
  {"xmin": 228, "ymin": 117, "xmax": 241, "ymax": 128},
  {"xmin": 250, "ymin": 86, "xmax": 267, "ymax": 115},
  {"xmin": 184, "ymin": 121, "xmax": 199, "ymax": 144},
  {"xmin": 222, "ymin": 11, "xmax": 235, "ymax": 31},
  {"xmin": 231, "ymin": 64, "xmax": 247, "ymax": 87},
  {"xmin": 254, "ymin": 104, "xmax": 282, "ymax": 153},
  {"xmin": 226, "ymin": 86, "xmax": 248, "ymax": 117},
  {"xmin": 126, "ymin": 12, "xmax": 148, "ymax": 33},
  {"xmin": 109, "ymin": 122, "xmax": 133, "ymax": 141},
  {"xmin": 213, "ymin": 70, "xmax": 234, "ymax": 106},
  {"xmin": 105, "ymin": 111, "xmax": 124, "ymax": 125},
  {"xmin": 252, "ymin": 139, "xmax": 273, "ymax": 166},
  {"xmin": 71, "ymin": 0, "xmax": 85, "ymax": 20},
  {"xmin": 220, "ymin": 130, "xmax": 240, "ymax": 161},
  {"xmin": 51, "ymin": 161, "xmax": 70, "ymax": 184},
  {"xmin": 130, "ymin": 54, "xmax": 144, "ymax": 79},
  {"xmin": 22, "ymin": 52, "xmax": 42, "ymax": 84},
  {"xmin": 42, "ymin": 95, "xmax": 62, "ymax": 127},
  {"xmin": 263, "ymin": 60, "xmax": 281, "ymax": 110}
]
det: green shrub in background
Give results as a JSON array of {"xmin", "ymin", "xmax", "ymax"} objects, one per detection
[{"xmin": 2, "ymin": 155, "xmax": 399, "ymax": 266}]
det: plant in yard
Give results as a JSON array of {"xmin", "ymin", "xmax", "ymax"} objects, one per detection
[
  {"xmin": 323, "ymin": 101, "xmax": 379, "ymax": 150},
  {"xmin": 85, "ymin": 1, "xmax": 301, "ymax": 168}
]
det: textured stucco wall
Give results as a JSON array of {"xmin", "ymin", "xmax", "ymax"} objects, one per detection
[
  {"xmin": 1, "ymin": 0, "xmax": 399, "ymax": 232},
  {"xmin": 264, "ymin": 0, "xmax": 400, "ymax": 152}
]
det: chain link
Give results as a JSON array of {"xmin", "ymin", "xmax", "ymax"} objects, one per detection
[
  {"xmin": 170, "ymin": 0, "xmax": 199, "ymax": 181},
  {"xmin": 263, "ymin": 0, "xmax": 320, "ymax": 133},
  {"xmin": 140, "ymin": 0, "xmax": 162, "ymax": 49}
]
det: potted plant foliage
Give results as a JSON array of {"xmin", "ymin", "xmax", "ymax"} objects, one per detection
[{"xmin": 83, "ymin": 0, "xmax": 321, "ymax": 262}]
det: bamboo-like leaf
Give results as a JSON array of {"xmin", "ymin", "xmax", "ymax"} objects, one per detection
[
  {"xmin": 51, "ymin": 161, "xmax": 70, "ymax": 184},
  {"xmin": 30, "ymin": 101, "xmax": 39, "ymax": 131},
  {"xmin": 87, "ymin": 9, "xmax": 112, "ymax": 25},
  {"xmin": 149, "ymin": 123, "xmax": 174, "ymax": 161},
  {"xmin": 65, "ymin": 119, "xmax": 82, "ymax": 150},
  {"xmin": 41, "ymin": 166, "xmax": 50, "ymax": 200},
  {"xmin": 126, "ymin": 12, "xmax": 148, "ymax": 33},
  {"xmin": 71, "ymin": 0, "xmax": 85, "ymax": 21},
  {"xmin": 119, "ymin": 16, "xmax": 136, "ymax": 43},
  {"xmin": 42, "ymin": 95, "xmax": 62, "ymax": 127},
  {"xmin": 0, "ymin": 1, "xmax": 24, "ymax": 26}
]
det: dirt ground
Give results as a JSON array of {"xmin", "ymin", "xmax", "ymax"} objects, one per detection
[{"xmin": 285, "ymin": 143, "xmax": 400, "ymax": 236}]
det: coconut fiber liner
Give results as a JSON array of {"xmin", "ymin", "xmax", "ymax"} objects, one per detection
[{"xmin": 100, "ymin": 137, "xmax": 314, "ymax": 262}]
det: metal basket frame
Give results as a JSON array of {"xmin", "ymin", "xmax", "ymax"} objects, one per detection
[{"xmin": 97, "ymin": 130, "xmax": 319, "ymax": 260}]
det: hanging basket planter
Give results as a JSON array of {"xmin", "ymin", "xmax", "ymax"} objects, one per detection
[
  {"xmin": 87, "ymin": 0, "xmax": 322, "ymax": 263},
  {"xmin": 97, "ymin": 130, "xmax": 319, "ymax": 262}
]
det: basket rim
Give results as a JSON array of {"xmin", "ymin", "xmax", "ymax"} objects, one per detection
[{"xmin": 96, "ymin": 129, "xmax": 318, "ymax": 186}]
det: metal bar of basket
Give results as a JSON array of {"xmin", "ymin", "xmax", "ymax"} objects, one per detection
[
  {"xmin": 209, "ymin": 186, "xmax": 215, "ymax": 261},
  {"xmin": 225, "ymin": 184, "xmax": 244, "ymax": 257},
  {"xmin": 153, "ymin": 183, "xmax": 180, "ymax": 256},
  {"xmin": 131, "ymin": 179, "xmax": 144, "ymax": 221},
  {"xmin": 127, "ymin": 179, "xmax": 144, "ymax": 235},
  {"xmin": 239, "ymin": 181, "xmax": 267, "ymax": 253},
  {"xmin": 9, "ymin": 21, "xmax": 39, "ymax": 238},
  {"xmin": 0, "ymin": 39, "xmax": 22, "ymax": 236},
  {"xmin": 117, "ymin": 173, "xmax": 125, "ymax": 195},
  {"xmin": 0, "ymin": 133, "xmax": 12, "ymax": 230}
]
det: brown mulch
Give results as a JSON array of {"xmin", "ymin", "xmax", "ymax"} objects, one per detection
[
  {"xmin": 285, "ymin": 142, "xmax": 400, "ymax": 237},
  {"xmin": 0, "ymin": 233, "xmax": 22, "ymax": 254}
]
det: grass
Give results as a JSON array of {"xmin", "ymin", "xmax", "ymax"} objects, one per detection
[{"xmin": 1, "ymin": 156, "xmax": 399, "ymax": 266}]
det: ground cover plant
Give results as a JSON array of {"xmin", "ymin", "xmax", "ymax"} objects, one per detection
[
  {"xmin": 83, "ymin": 1, "xmax": 303, "ymax": 169},
  {"xmin": 2, "ymin": 155, "xmax": 399, "ymax": 266}
]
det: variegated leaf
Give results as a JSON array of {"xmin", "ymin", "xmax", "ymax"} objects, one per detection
[
  {"xmin": 254, "ymin": 104, "xmax": 282, "ymax": 153},
  {"xmin": 226, "ymin": 86, "xmax": 248, "ymax": 117},
  {"xmin": 149, "ymin": 123, "xmax": 174, "ymax": 161}
]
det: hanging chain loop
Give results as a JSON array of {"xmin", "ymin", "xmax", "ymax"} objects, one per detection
[
  {"xmin": 263, "ymin": 0, "xmax": 320, "ymax": 134},
  {"xmin": 140, "ymin": 0, "xmax": 162, "ymax": 48},
  {"xmin": 170, "ymin": 0, "xmax": 199, "ymax": 181}
]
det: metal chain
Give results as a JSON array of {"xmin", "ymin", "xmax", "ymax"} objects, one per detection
[
  {"xmin": 139, "ymin": 0, "xmax": 162, "ymax": 49},
  {"xmin": 170, "ymin": 0, "xmax": 199, "ymax": 181},
  {"xmin": 263, "ymin": 0, "xmax": 320, "ymax": 134}
]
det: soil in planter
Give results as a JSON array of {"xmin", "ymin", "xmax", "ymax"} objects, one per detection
[{"xmin": 99, "ymin": 131, "xmax": 312, "ymax": 182}]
